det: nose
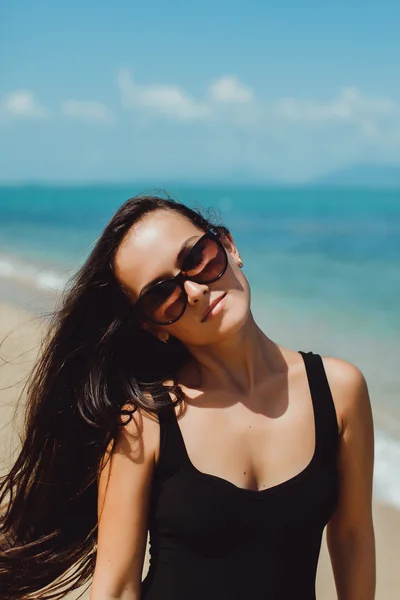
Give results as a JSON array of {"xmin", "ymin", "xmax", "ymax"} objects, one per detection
[{"xmin": 184, "ymin": 279, "xmax": 208, "ymax": 305}]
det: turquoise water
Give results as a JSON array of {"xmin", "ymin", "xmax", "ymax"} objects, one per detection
[
  {"xmin": 1, "ymin": 184, "xmax": 400, "ymax": 507},
  {"xmin": 1, "ymin": 184, "xmax": 399, "ymax": 334}
]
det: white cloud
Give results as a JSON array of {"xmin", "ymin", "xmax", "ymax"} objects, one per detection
[
  {"xmin": 246, "ymin": 87, "xmax": 400, "ymax": 180},
  {"xmin": 61, "ymin": 100, "xmax": 113, "ymax": 122},
  {"xmin": 117, "ymin": 70, "xmax": 254, "ymax": 122},
  {"xmin": 209, "ymin": 76, "xmax": 253, "ymax": 104},
  {"xmin": 1, "ymin": 91, "xmax": 47, "ymax": 118},
  {"xmin": 117, "ymin": 68, "xmax": 212, "ymax": 121},
  {"xmin": 113, "ymin": 72, "xmax": 400, "ymax": 180},
  {"xmin": 275, "ymin": 87, "xmax": 400, "ymax": 123},
  {"xmin": 1, "ymin": 76, "xmax": 399, "ymax": 183},
  {"xmin": 269, "ymin": 87, "xmax": 400, "ymax": 169}
]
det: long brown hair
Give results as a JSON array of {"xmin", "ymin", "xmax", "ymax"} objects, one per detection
[{"xmin": 0, "ymin": 193, "xmax": 229, "ymax": 599}]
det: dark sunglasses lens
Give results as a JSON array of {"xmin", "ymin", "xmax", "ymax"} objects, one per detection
[
  {"xmin": 184, "ymin": 236, "xmax": 226, "ymax": 283},
  {"xmin": 138, "ymin": 234, "xmax": 226, "ymax": 325},
  {"xmin": 141, "ymin": 280, "xmax": 186, "ymax": 324}
]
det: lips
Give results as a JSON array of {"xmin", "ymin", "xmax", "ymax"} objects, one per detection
[{"xmin": 201, "ymin": 292, "xmax": 227, "ymax": 322}]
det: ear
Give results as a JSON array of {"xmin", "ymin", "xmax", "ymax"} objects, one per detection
[{"xmin": 220, "ymin": 232, "xmax": 242, "ymax": 266}]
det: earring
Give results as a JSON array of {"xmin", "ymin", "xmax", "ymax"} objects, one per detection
[
  {"xmin": 238, "ymin": 256, "xmax": 243, "ymax": 268},
  {"xmin": 161, "ymin": 336, "xmax": 169, "ymax": 344}
]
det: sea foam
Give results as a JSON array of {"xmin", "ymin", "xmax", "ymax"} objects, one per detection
[{"xmin": 0, "ymin": 253, "xmax": 69, "ymax": 292}]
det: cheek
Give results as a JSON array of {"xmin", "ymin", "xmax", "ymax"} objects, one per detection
[
  {"xmin": 225, "ymin": 263, "xmax": 249, "ymax": 294},
  {"xmin": 224, "ymin": 256, "xmax": 245, "ymax": 284}
]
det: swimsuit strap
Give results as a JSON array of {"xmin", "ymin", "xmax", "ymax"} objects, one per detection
[{"xmin": 298, "ymin": 350, "xmax": 339, "ymax": 462}]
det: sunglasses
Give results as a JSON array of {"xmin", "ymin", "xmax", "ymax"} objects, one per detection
[{"xmin": 133, "ymin": 230, "xmax": 228, "ymax": 325}]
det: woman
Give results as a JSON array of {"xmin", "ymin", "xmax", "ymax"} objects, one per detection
[{"xmin": 0, "ymin": 194, "xmax": 375, "ymax": 599}]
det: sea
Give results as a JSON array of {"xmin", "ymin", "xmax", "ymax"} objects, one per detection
[{"xmin": 0, "ymin": 183, "xmax": 399, "ymax": 509}]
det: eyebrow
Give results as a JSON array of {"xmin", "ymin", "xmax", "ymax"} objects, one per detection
[{"xmin": 138, "ymin": 234, "xmax": 200, "ymax": 298}]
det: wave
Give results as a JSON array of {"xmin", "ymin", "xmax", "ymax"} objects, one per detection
[{"xmin": 0, "ymin": 252, "xmax": 70, "ymax": 293}]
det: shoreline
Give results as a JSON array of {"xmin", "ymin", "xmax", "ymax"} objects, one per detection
[{"xmin": 1, "ymin": 298, "xmax": 400, "ymax": 598}]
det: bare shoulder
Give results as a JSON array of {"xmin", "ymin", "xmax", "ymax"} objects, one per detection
[
  {"xmin": 99, "ymin": 399, "xmax": 161, "ymax": 477},
  {"xmin": 320, "ymin": 355, "xmax": 371, "ymax": 436},
  {"xmin": 97, "ymin": 399, "xmax": 161, "ymax": 517},
  {"xmin": 117, "ymin": 399, "xmax": 161, "ymax": 463}
]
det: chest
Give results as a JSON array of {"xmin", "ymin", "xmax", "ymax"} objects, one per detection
[
  {"xmin": 150, "ymin": 453, "xmax": 339, "ymax": 553},
  {"xmin": 172, "ymin": 377, "xmax": 316, "ymax": 493}
]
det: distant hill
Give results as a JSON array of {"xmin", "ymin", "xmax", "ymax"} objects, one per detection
[{"xmin": 314, "ymin": 164, "xmax": 400, "ymax": 187}]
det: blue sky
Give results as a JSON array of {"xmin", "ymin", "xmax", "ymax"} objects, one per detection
[{"xmin": 1, "ymin": 0, "xmax": 400, "ymax": 183}]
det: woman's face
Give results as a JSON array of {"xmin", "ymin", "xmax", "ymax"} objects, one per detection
[{"xmin": 114, "ymin": 210, "xmax": 251, "ymax": 346}]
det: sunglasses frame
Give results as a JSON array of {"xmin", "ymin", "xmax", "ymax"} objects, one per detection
[{"xmin": 133, "ymin": 230, "xmax": 228, "ymax": 325}]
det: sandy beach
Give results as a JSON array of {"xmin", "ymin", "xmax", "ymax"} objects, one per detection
[{"xmin": 1, "ymin": 298, "xmax": 399, "ymax": 599}]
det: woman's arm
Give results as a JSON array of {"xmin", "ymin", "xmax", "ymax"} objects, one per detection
[
  {"xmin": 323, "ymin": 357, "xmax": 376, "ymax": 600},
  {"xmin": 89, "ymin": 407, "xmax": 160, "ymax": 600}
]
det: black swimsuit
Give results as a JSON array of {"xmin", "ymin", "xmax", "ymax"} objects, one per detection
[{"xmin": 141, "ymin": 350, "xmax": 339, "ymax": 599}]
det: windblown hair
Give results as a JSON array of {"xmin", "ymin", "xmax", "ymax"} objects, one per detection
[{"xmin": 0, "ymin": 193, "xmax": 229, "ymax": 599}]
